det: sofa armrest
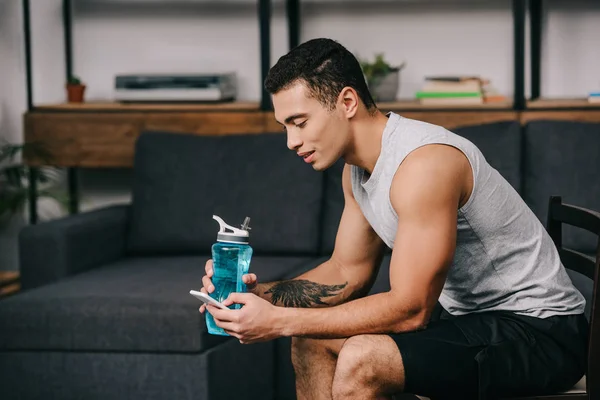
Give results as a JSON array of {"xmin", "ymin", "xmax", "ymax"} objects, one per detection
[{"xmin": 19, "ymin": 204, "xmax": 131, "ymax": 290}]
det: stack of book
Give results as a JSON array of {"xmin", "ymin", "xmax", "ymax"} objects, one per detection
[
  {"xmin": 588, "ymin": 92, "xmax": 600, "ymax": 104},
  {"xmin": 415, "ymin": 76, "xmax": 506, "ymax": 106}
]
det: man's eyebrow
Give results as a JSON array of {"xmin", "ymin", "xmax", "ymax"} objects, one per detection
[{"xmin": 282, "ymin": 113, "xmax": 308, "ymax": 125}]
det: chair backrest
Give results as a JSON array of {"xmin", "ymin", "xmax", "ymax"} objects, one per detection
[{"xmin": 547, "ymin": 196, "xmax": 600, "ymax": 398}]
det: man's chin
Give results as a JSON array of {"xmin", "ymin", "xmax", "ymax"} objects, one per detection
[{"xmin": 311, "ymin": 159, "xmax": 334, "ymax": 172}]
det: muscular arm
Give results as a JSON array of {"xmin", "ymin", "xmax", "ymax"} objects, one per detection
[
  {"xmin": 255, "ymin": 164, "xmax": 385, "ymax": 308},
  {"xmin": 275, "ymin": 144, "xmax": 472, "ymax": 338}
]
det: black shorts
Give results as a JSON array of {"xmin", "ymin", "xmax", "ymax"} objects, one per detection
[{"xmin": 391, "ymin": 309, "xmax": 588, "ymax": 400}]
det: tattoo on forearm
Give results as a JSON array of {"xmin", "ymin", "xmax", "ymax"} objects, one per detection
[{"xmin": 264, "ymin": 280, "xmax": 348, "ymax": 308}]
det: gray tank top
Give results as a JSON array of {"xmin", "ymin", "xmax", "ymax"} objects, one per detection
[{"xmin": 351, "ymin": 112, "xmax": 585, "ymax": 318}]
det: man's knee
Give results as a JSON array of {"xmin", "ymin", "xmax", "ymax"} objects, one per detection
[
  {"xmin": 332, "ymin": 336, "xmax": 377, "ymax": 396},
  {"xmin": 332, "ymin": 335, "xmax": 404, "ymax": 399},
  {"xmin": 291, "ymin": 337, "xmax": 343, "ymax": 369}
]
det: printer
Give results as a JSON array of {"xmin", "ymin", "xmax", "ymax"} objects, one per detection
[{"xmin": 114, "ymin": 73, "xmax": 237, "ymax": 102}]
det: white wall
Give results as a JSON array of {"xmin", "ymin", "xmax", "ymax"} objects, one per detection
[
  {"xmin": 0, "ymin": 0, "xmax": 27, "ymax": 145},
  {"xmin": 30, "ymin": 0, "xmax": 67, "ymax": 105},
  {"xmin": 542, "ymin": 0, "xmax": 600, "ymax": 97},
  {"xmin": 25, "ymin": 0, "xmax": 599, "ymax": 105},
  {"xmin": 0, "ymin": 0, "xmax": 599, "ymax": 270},
  {"xmin": 0, "ymin": 0, "xmax": 27, "ymax": 272},
  {"xmin": 304, "ymin": 1, "xmax": 515, "ymax": 100}
]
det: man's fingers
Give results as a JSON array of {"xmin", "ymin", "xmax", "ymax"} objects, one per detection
[
  {"xmin": 218, "ymin": 321, "xmax": 239, "ymax": 334},
  {"xmin": 242, "ymin": 273, "xmax": 257, "ymax": 285},
  {"xmin": 207, "ymin": 305, "xmax": 236, "ymax": 322},
  {"xmin": 228, "ymin": 292, "xmax": 254, "ymax": 304},
  {"xmin": 205, "ymin": 259, "xmax": 213, "ymax": 277},
  {"xmin": 212, "ymin": 317, "xmax": 240, "ymax": 336},
  {"xmin": 203, "ymin": 260, "xmax": 215, "ymax": 293},
  {"xmin": 202, "ymin": 275, "xmax": 214, "ymax": 294}
]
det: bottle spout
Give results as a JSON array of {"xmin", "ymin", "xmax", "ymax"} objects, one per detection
[
  {"xmin": 212, "ymin": 215, "xmax": 230, "ymax": 234},
  {"xmin": 213, "ymin": 215, "xmax": 250, "ymax": 237},
  {"xmin": 241, "ymin": 217, "xmax": 251, "ymax": 231}
]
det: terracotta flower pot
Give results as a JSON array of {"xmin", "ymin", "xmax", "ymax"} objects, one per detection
[{"xmin": 66, "ymin": 84, "xmax": 86, "ymax": 103}]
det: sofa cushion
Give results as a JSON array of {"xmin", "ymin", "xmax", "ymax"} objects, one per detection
[
  {"xmin": 523, "ymin": 121, "xmax": 600, "ymax": 252},
  {"xmin": 0, "ymin": 340, "xmax": 275, "ymax": 400},
  {"xmin": 127, "ymin": 132, "xmax": 323, "ymax": 256},
  {"xmin": 453, "ymin": 121, "xmax": 522, "ymax": 193},
  {"xmin": 0, "ymin": 255, "xmax": 315, "ymax": 353}
]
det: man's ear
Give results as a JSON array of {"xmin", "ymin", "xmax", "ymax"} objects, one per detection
[{"xmin": 339, "ymin": 87, "xmax": 359, "ymax": 118}]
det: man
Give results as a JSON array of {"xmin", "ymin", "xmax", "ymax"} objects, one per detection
[{"xmin": 199, "ymin": 38, "xmax": 587, "ymax": 399}]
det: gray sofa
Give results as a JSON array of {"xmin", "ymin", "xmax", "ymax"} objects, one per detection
[{"xmin": 0, "ymin": 119, "xmax": 598, "ymax": 400}]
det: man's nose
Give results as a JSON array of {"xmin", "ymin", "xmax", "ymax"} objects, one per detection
[{"xmin": 287, "ymin": 132, "xmax": 302, "ymax": 151}]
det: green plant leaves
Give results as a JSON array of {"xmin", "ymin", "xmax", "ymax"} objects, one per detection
[
  {"xmin": 1, "ymin": 140, "xmax": 66, "ymax": 221},
  {"xmin": 0, "ymin": 187, "xmax": 28, "ymax": 219},
  {"xmin": 359, "ymin": 53, "xmax": 406, "ymax": 89},
  {"xmin": 0, "ymin": 141, "xmax": 53, "ymax": 165},
  {"xmin": 68, "ymin": 75, "xmax": 82, "ymax": 85}
]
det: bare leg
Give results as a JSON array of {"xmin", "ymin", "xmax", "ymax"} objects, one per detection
[
  {"xmin": 292, "ymin": 337, "xmax": 346, "ymax": 400},
  {"xmin": 331, "ymin": 335, "xmax": 404, "ymax": 400}
]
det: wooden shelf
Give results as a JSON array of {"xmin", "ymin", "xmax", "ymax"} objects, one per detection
[
  {"xmin": 33, "ymin": 99, "xmax": 516, "ymax": 113},
  {"xmin": 378, "ymin": 99, "xmax": 514, "ymax": 111},
  {"xmin": 526, "ymin": 98, "xmax": 600, "ymax": 110},
  {"xmin": 25, "ymin": 108, "xmax": 275, "ymax": 167},
  {"xmin": 33, "ymin": 101, "xmax": 261, "ymax": 112},
  {"xmin": 521, "ymin": 98, "xmax": 600, "ymax": 123},
  {"xmin": 23, "ymin": 98, "xmax": 600, "ymax": 168}
]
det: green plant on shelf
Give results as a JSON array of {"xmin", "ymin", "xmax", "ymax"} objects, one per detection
[
  {"xmin": 359, "ymin": 53, "xmax": 406, "ymax": 89},
  {"xmin": 0, "ymin": 141, "xmax": 67, "ymax": 222},
  {"xmin": 67, "ymin": 75, "xmax": 82, "ymax": 86}
]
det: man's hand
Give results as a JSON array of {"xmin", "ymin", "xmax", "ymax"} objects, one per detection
[
  {"xmin": 199, "ymin": 259, "xmax": 258, "ymax": 313},
  {"xmin": 206, "ymin": 293, "xmax": 282, "ymax": 344}
]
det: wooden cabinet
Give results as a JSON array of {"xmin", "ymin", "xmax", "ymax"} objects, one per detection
[{"xmin": 24, "ymin": 100, "xmax": 600, "ymax": 168}]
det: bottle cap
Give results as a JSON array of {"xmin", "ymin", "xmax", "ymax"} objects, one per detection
[{"xmin": 213, "ymin": 215, "xmax": 251, "ymax": 244}]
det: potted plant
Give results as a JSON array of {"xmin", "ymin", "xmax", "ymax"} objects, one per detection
[
  {"xmin": 66, "ymin": 75, "xmax": 86, "ymax": 103},
  {"xmin": 0, "ymin": 141, "xmax": 67, "ymax": 223},
  {"xmin": 360, "ymin": 53, "xmax": 406, "ymax": 102}
]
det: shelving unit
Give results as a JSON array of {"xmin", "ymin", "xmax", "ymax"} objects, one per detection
[
  {"xmin": 32, "ymin": 99, "xmax": 516, "ymax": 113},
  {"xmin": 33, "ymin": 101, "xmax": 263, "ymax": 112},
  {"xmin": 21, "ymin": 0, "xmax": 600, "ymax": 223},
  {"xmin": 378, "ymin": 100, "xmax": 515, "ymax": 111},
  {"xmin": 22, "ymin": 0, "xmax": 277, "ymax": 222},
  {"xmin": 526, "ymin": 98, "xmax": 600, "ymax": 110},
  {"xmin": 527, "ymin": 0, "xmax": 600, "ymax": 110}
]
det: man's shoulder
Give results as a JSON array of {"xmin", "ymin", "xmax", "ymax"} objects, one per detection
[
  {"xmin": 390, "ymin": 144, "xmax": 472, "ymax": 212},
  {"xmin": 398, "ymin": 143, "xmax": 471, "ymax": 179}
]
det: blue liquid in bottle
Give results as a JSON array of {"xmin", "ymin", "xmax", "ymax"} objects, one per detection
[{"xmin": 206, "ymin": 216, "xmax": 253, "ymax": 336}]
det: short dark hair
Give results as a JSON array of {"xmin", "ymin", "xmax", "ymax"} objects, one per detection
[{"xmin": 264, "ymin": 38, "xmax": 377, "ymax": 114}]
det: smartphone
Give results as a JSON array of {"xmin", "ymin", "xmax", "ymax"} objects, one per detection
[{"xmin": 189, "ymin": 290, "xmax": 228, "ymax": 310}]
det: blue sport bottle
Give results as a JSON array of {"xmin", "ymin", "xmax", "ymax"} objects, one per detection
[{"xmin": 206, "ymin": 215, "xmax": 253, "ymax": 336}]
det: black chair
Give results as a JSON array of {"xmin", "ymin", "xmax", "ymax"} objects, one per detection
[
  {"xmin": 410, "ymin": 197, "xmax": 600, "ymax": 400},
  {"xmin": 506, "ymin": 196, "xmax": 600, "ymax": 399}
]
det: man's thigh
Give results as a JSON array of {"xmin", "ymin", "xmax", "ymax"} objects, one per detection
[
  {"xmin": 388, "ymin": 311, "xmax": 586, "ymax": 400},
  {"xmin": 389, "ymin": 315, "xmax": 484, "ymax": 399}
]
